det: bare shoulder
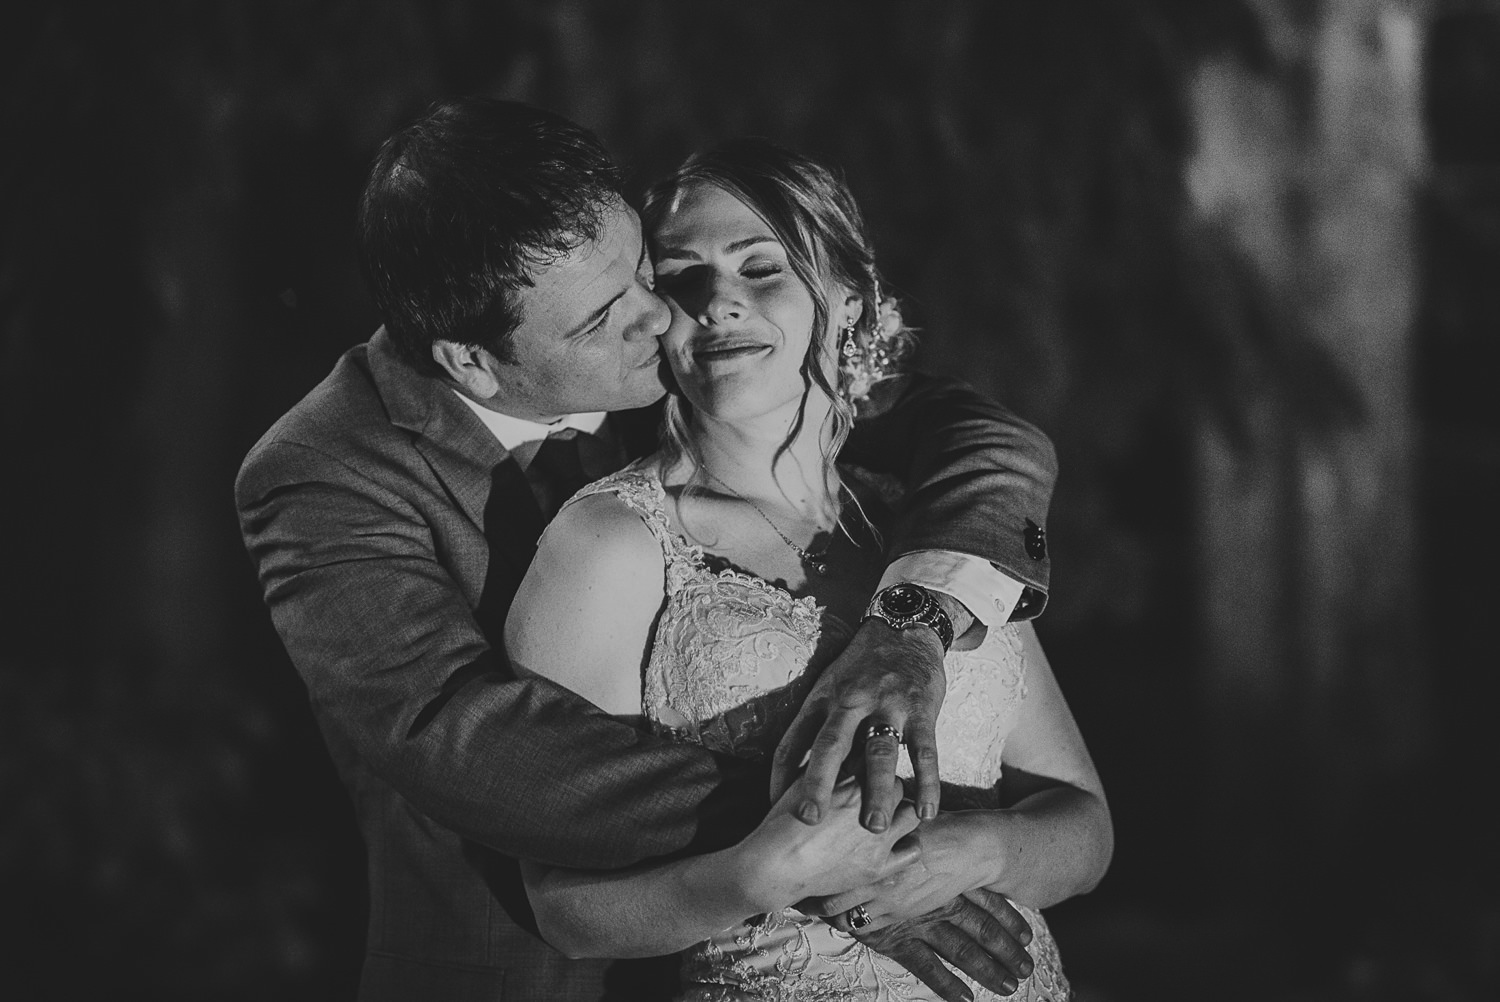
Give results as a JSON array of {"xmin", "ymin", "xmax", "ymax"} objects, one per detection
[
  {"xmin": 505, "ymin": 485, "xmax": 667, "ymax": 714},
  {"xmin": 534, "ymin": 487, "xmax": 666, "ymax": 584}
]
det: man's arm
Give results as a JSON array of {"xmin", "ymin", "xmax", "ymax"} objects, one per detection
[
  {"xmin": 236, "ymin": 439, "xmax": 765, "ymax": 871},
  {"xmin": 777, "ymin": 373, "xmax": 1058, "ymax": 827},
  {"xmin": 844, "ymin": 373, "xmax": 1055, "ymax": 603}
]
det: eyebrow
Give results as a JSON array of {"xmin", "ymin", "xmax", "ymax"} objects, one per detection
[{"xmin": 655, "ymin": 234, "xmax": 779, "ymax": 263}]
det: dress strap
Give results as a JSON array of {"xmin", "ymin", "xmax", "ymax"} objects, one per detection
[{"xmin": 562, "ymin": 471, "xmax": 705, "ymax": 593}]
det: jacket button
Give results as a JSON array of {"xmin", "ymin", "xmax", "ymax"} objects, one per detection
[{"xmin": 1025, "ymin": 519, "xmax": 1047, "ymax": 561}]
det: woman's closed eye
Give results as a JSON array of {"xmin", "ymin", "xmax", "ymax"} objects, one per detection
[
  {"xmin": 655, "ymin": 262, "xmax": 783, "ymax": 293},
  {"xmin": 741, "ymin": 261, "xmax": 784, "ymax": 280},
  {"xmin": 652, "ymin": 264, "xmax": 704, "ymax": 296}
]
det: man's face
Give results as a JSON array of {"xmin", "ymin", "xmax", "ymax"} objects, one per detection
[{"xmin": 483, "ymin": 200, "xmax": 671, "ymax": 422}]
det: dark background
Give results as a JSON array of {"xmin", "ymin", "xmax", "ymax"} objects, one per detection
[{"xmin": 3, "ymin": 1, "xmax": 1496, "ymax": 999}]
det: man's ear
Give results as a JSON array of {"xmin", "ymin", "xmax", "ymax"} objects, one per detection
[{"xmin": 431, "ymin": 340, "xmax": 502, "ymax": 401}]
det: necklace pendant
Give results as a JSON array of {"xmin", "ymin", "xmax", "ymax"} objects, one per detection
[{"xmin": 809, "ymin": 557, "xmax": 829, "ymax": 576}]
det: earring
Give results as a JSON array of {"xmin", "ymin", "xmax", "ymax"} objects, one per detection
[{"xmin": 837, "ymin": 317, "xmax": 865, "ymax": 406}]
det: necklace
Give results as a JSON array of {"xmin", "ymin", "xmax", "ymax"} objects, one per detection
[{"xmin": 700, "ymin": 467, "xmax": 837, "ymax": 576}]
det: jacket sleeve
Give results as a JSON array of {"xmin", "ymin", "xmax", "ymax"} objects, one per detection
[
  {"xmin": 235, "ymin": 439, "xmax": 766, "ymax": 871},
  {"xmin": 840, "ymin": 373, "xmax": 1058, "ymax": 613}
]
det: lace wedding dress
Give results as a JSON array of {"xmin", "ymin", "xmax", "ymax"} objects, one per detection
[{"xmin": 566, "ymin": 470, "xmax": 1070, "ymax": 1002}]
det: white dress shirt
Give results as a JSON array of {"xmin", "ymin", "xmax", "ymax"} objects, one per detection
[{"xmin": 454, "ymin": 391, "xmax": 608, "ymax": 470}]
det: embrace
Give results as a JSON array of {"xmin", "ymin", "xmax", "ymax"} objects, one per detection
[{"xmin": 237, "ymin": 97, "xmax": 1112, "ymax": 1002}]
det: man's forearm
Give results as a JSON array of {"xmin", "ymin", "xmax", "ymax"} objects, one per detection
[
  {"xmin": 525, "ymin": 847, "xmax": 764, "ymax": 958},
  {"xmin": 241, "ymin": 468, "xmax": 764, "ymax": 869},
  {"xmin": 843, "ymin": 373, "xmax": 1057, "ymax": 605},
  {"xmin": 385, "ymin": 665, "xmax": 767, "ymax": 867}
]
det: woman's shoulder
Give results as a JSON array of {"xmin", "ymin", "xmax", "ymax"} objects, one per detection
[
  {"xmin": 550, "ymin": 460, "xmax": 660, "ymax": 529},
  {"xmin": 542, "ymin": 475, "xmax": 666, "ymax": 567},
  {"xmin": 552, "ymin": 486, "xmax": 652, "ymax": 531},
  {"xmin": 507, "ymin": 470, "xmax": 669, "ymax": 716},
  {"xmin": 561, "ymin": 461, "xmax": 725, "ymax": 594},
  {"xmin": 565, "ymin": 464, "xmax": 666, "ymax": 510}
]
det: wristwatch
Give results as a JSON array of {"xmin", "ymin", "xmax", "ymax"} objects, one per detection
[{"xmin": 863, "ymin": 583, "xmax": 955, "ymax": 652}]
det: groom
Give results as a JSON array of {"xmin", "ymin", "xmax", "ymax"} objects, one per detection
[{"xmin": 237, "ymin": 97, "xmax": 1056, "ymax": 1001}]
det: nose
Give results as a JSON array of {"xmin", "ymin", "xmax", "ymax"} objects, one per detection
[
  {"xmin": 699, "ymin": 274, "xmax": 747, "ymax": 327},
  {"xmin": 625, "ymin": 285, "xmax": 672, "ymax": 341}
]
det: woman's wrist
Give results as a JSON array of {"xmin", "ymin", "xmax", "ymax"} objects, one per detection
[
  {"xmin": 943, "ymin": 808, "xmax": 1021, "ymax": 891},
  {"xmin": 722, "ymin": 833, "xmax": 796, "ymax": 915}
]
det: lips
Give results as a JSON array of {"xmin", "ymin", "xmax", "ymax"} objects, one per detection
[{"xmin": 691, "ymin": 337, "xmax": 771, "ymax": 364}]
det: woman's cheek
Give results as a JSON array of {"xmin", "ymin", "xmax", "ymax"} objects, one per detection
[{"xmin": 658, "ymin": 316, "xmax": 696, "ymax": 361}]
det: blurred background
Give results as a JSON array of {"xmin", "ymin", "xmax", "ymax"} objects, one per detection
[{"xmin": 3, "ymin": 0, "xmax": 1496, "ymax": 998}]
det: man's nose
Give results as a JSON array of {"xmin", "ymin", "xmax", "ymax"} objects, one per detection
[{"xmin": 627, "ymin": 287, "xmax": 672, "ymax": 341}]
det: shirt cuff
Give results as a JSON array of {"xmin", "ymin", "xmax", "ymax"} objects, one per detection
[{"xmin": 878, "ymin": 550, "xmax": 1025, "ymax": 637}]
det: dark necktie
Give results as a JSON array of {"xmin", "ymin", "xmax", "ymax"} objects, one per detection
[{"xmin": 530, "ymin": 429, "xmax": 592, "ymax": 517}]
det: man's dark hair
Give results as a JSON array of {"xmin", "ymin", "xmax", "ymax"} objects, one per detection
[{"xmin": 357, "ymin": 97, "xmax": 625, "ymax": 374}]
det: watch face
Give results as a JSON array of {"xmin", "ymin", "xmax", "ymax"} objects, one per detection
[{"xmin": 882, "ymin": 584, "xmax": 926, "ymax": 617}]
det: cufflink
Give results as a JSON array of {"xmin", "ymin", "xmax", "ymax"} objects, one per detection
[{"xmin": 1013, "ymin": 587, "xmax": 1043, "ymax": 620}]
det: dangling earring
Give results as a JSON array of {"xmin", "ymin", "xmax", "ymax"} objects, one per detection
[
  {"xmin": 841, "ymin": 289, "xmax": 909, "ymax": 406},
  {"xmin": 837, "ymin": 316, "xmax": 865, "ymax": 406}
]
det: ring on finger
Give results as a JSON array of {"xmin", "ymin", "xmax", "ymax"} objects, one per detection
[
  {"xmin": 861, "ymin": 722, "xmax": 902, "ymax": 745},
  {"xmin": 846, "ymin": 904, "xmax": 873, "ymax": 930}
]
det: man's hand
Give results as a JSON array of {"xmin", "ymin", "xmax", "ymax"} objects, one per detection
[
  {"xmin": 771, "ymin": 619, "xmax": 946, "ymax": 830},
  {"xmin": 851, "ymin": 889, "xmax": 1034, "ymax": 1001}
]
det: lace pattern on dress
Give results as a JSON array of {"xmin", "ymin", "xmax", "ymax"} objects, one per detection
[
  {"xmin": 565, "ymin": 471, "xmax": 823, "ymax": 758},
  {"xmin": 677, "ymin": 901, "xmax": 1068, "ymax": 1002},
  {"xmin": 562, "ymin": 470, "xmax": 1068, "ymax": 1000}
]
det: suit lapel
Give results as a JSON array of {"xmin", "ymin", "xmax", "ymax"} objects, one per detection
[{"xmin": 367, "ymin": 329, "xmax": 546, "ymax": 583}]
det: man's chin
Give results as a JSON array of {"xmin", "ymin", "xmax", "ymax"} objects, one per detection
[
  {"xmin": 579, "ymin": 368, "xmax": 668, "ymax": 415},
  {"xmin": 619, "ymin": 382, "xmax": 669, "ymax": 412},
  {"xmin": 618, "ymin": 370, "xmax": 670, "ymax": 411}
]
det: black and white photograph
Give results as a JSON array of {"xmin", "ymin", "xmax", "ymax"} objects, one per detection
[{"xmin": 3, "ymin": 2, "xmax": 1496, "ymax": 999}]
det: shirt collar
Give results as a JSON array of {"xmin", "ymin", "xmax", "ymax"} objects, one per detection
[{"xmin": 452, "ymin": 389, "xmax": 607, "ymax": 454}]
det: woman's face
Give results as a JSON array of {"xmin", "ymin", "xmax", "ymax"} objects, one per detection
[{"xmin": 649, "ymin": 182, "xmax": 845, "ymax": 424}]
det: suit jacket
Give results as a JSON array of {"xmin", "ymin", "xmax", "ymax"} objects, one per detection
[{"xmin": 235, "ymin": 328, "xmax": 1055, "ymax": 1001}]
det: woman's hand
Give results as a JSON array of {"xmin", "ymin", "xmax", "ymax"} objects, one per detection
[
  {"xmin": 733, "ymin": 774, "xmax": 921, "ymax": 914},
  {"xmin": 797, "ymin": 812, "xmax": 1002, "ymax": 931}
]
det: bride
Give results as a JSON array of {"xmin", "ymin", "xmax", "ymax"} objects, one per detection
[{"xmin": 504, "ymin": 139, "xmax": 1112, "ymax": 1001}]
